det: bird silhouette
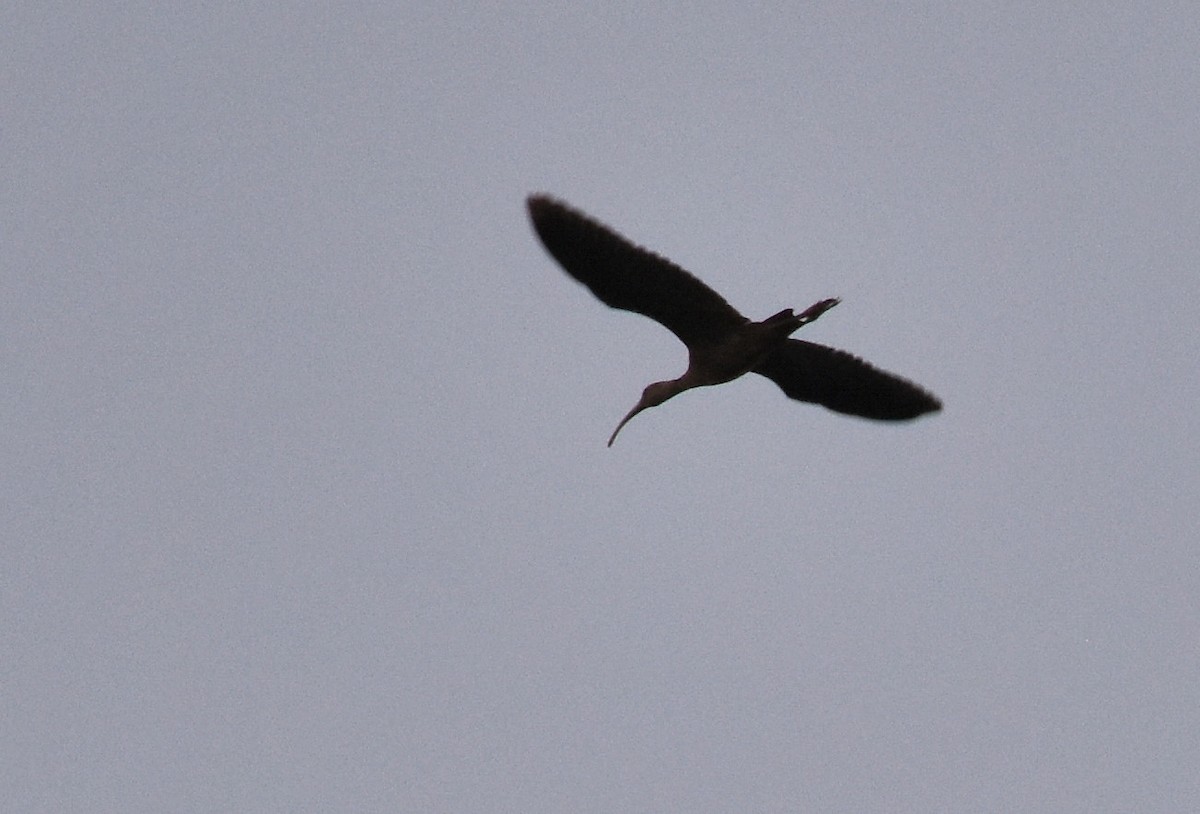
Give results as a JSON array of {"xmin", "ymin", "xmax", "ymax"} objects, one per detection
[{"xmin": 527, "ymin": 195, "xmax": 941, "ymax": 446}]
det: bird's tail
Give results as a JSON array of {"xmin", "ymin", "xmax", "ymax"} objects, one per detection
[{"xmin": 764, "ymin": 308, "xmax": 797, "ymax": 325}]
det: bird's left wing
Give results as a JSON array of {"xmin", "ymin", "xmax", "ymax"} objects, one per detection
[
  {"xmin": 528, "ymin": 195, "xmax": 748, "ymax": 347},
  {"xmin": 753, "ymin": 339, "xmax": 941, "ymax": 420}
]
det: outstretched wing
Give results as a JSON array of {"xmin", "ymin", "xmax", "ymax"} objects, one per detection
[
  {"xmin": 754, "ymin": 339, "xmax": 941, "ymax": 420},
  {"xmin": 528, "ymin": 195, "xmax": 747, "ymax": 347}
]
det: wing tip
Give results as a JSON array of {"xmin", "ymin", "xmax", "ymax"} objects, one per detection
[
  {"xmin": 527, "ymin": 193, "xmax": 567, "ymax": 223},
  {"xmin": 902, "ymin": 391, "xmax": 943, "ymax": 420},
  {"xmin": 865, "ymin": 378, "xmax": 942, "ymax": 421}
]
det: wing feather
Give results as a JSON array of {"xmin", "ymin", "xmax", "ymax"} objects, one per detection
[
  {"xmin": 528, "ymin": 195, "xmax": 747, "ymax": 346},
  {"xmin": 754, "ymin": 339, "xmax": 941, "ymax": 420}
]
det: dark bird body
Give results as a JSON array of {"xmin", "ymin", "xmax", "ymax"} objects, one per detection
[{"xmin": 527, "ymin": 195, "xmax": 941, "ymax": 446}]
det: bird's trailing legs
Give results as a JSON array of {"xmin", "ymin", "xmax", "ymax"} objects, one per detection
[{"xmin": 796, "ymin": 297, "xmax": 840, "ymax": 327}]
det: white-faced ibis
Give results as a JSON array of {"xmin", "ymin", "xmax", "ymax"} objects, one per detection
[{"xmin": 527, "ymin": 195, "xmax": 941, "ymax": 446}]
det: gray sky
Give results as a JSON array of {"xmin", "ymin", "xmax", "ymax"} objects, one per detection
[{"xmin": 5, "ymin": 3, "xmax": 1198, "ymax": 811}]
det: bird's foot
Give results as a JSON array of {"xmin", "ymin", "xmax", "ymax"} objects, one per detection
[{"xmin": 796, "ymin": 297, "xmax": 840, "ymax": 326}]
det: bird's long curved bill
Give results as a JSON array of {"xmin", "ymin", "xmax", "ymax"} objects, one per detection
[{"xmin": 607, "ymin": 403, "xmax": 647, "ymax": 447}]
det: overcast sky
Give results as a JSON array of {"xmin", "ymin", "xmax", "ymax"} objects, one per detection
[{"xmin": 4, "ymin": 3, "xmax": 1199, "ymax": 812}]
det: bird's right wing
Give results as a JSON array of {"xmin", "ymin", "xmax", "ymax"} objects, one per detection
[
  {"xmin": 753, "ymin": 339, "xmax": 941, "ymax": 420},
  {"xmin": 528, "ymin": 195, "xmax": 748, "ymax": 347}
]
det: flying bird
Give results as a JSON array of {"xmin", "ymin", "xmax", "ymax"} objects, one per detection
[{"xmin": 527, "ymin": 195, "xmax": 941, "ymax": 446}]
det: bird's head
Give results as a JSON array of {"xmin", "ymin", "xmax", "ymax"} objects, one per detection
[{"xmin": 607, "ymin": 380, "xmax": 682, "ymax": 447}]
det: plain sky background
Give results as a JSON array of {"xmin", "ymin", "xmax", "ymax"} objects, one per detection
[{"xmin": 4, "ymin": 2, "xmax": 1198, "ymax": 811}]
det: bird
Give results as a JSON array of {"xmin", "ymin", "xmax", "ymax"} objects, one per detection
[{"xmin": 526, "ymin": 194, "xmax": 941, "ymax": 446}]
